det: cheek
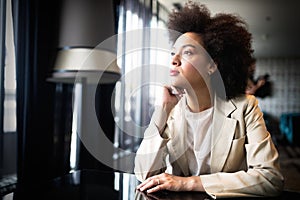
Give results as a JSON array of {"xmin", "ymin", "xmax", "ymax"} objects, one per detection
[
  {"xmin": 181, "ymin": 64, "xmax": 203, "ymax": 84},
  {"xmin": 183, "ymin": 61, "xmax": 206, "ymax": 77}
]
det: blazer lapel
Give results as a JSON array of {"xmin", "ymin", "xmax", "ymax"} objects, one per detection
[{"xmin": 210, "ymin": 96, "xmax": 237, "ymax": 173}]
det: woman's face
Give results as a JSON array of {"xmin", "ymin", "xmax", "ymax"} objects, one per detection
[{"xmin": 170, "ymin": 32, "xmax": 213, "ymax": 91}]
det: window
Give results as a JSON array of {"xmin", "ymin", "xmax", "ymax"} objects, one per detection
[
  {"xmin": 0, "ymin": 0, "xmax": 17, "ymax": 196},
  {"xmin": 3, "ymin": 0, "xmax": 16, "ymax": 133},
  {"xmin": 113, "ymin": 1, "xmax": 172, "ymax": 199}
]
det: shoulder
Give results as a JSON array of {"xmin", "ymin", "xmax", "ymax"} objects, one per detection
[
  {"xmin": 229, "ymin": 95, "xmax": 264, "ymax": 125},
  {"xmin": 230, "ymin": 94, "xmax": 259, "ymax": 110}
]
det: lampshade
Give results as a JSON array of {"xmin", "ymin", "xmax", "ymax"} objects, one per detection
[
  {"xmin": 49, "ymin": 0, "xmax": 120, "ymax": 84},
  {"xmin": 49, "ymin": 48, "xmax": 120, "ymax": 84}
]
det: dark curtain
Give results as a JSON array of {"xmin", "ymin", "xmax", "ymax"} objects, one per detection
[
  {"xmin": 13, "ymin": 0, "xmax": 121, "ymax": 198},
  {"xmin": 13, "ymin": 0, "xmax": 73, "ymax": 197}
]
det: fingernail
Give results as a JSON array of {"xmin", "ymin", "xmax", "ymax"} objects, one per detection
[{"xmin": 147, "ymin": 189, "xmax": 153, "ymax": 193}]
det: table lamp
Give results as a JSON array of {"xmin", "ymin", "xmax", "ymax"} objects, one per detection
[{"xmin": 47, "ymin": 0, "xmax": 120, "ymax": 186}]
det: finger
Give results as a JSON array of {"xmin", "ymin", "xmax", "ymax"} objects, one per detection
[
  {"xmin": 170, "ymin": 85, "xmax": 179, "ymax": 95},
  {"xmin": 170, "ymin": 86, "xmax": 185, "ymax": 98},
  {"xmin": 137, "ymin": 174, "xmax": 162, "ymax": 190},
  {"xmin": 163, "ymin": 86, "xmax": 173, "ymax": 96},
  {"xmin": 139, "ymin": 179, "xmax": 158, "ymax": 192},
  {"xmin": 146, "ymin": 184, "xmax": 164, "ymax": 193},
  {"xmin": 137, "ymin": 179, "xmax": 150, "ymax": 190},
  {"xmin": 164, "ymin": 87, "xmax": 184, "ymax": 101},
  {"xmin": 136, "ymin": 182, "xmax": 143, "ymax": 190},
  {"xmin": 166, "ymin": 85, "xmax": 179, "ymax": 96}
]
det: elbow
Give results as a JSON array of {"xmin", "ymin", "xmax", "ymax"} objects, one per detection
[
  {"xmin": 265, "ymin": 174, "xmax": 284, "ymax": 197},
  {"xmin": 272, "ymin": 178, "xmax": 284, "ymax": 196},
  {"xmin": 266, "ymin": 184, "xmax": 284, "ymax": 197}
]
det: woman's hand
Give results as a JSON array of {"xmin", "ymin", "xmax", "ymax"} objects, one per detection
[
  {"xmin": 162, "ymin": 86, "xmax": 184, "ymax": 116},
  {"xmin": 136, "ymin": 173, "xmax": 204, "ymax": 194},
  {"xmin": 152, "ymin": 86, "xmax": 184, "ymax": 134}
]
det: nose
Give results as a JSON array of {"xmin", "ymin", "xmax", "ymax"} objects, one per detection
[{"xmin": 171, "ymin": 54, "xmax": 181, "ymax": 67}]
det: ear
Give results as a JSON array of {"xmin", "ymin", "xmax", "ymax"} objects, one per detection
[{"xmin": 208, "ymin": 62, "xmax": 217, "ymax": 75}]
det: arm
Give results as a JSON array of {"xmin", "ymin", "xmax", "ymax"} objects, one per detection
[
  {"xmin": 246, "ymin": 78, "xmax": 266, "ymax": 95},
  {"xmin": 134, "ymin": 108, "xmax": 170, "ymax": 182},
  {"xmin": 134, "ymin": 86, "xmax": 180, "ymax": 181},
  {"xmin": 201, "ymin": 97, "xmax": 284, "ymax": 198}
]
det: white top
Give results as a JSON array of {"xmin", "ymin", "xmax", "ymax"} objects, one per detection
[{"xmin": 184, "ymin": 105, "xmax": 213, "ymax": 175}]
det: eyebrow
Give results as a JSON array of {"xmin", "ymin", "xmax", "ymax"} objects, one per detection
[
  {"xmin": 182, "ymin": 44, "xmax": 197, "ymax": 49},
  {"xmin": 172, "ymin": 44, "xmax": 197, "ymax": 51}
]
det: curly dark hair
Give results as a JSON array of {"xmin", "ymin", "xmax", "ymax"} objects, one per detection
[{"xmin": 167, "ymin": 1, "xmax": 254, "ymax": 99}]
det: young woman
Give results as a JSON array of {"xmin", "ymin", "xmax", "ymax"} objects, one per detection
[{"xmin": 134, "ymin": 1, "xmax": 284, "ymax": 198}]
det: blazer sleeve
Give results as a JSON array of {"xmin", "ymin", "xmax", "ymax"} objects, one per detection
[
  {"xmin": 201, "ymin": 96, "xmax": 284, "ymax": 199},
  {"xmin": 134, "ymin": 107, "xmax": 171, "ymax": 182}
]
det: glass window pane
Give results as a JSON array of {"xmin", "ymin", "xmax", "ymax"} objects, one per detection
[{"xmin": 3, "ymin": 0, "xmax": 16, "ymax": 132}]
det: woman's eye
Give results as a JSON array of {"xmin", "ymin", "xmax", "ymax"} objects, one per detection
[
  {"xmin": 170, "ymin": 52, "xmax": 175, "ymax": 56},
  {"xmin": 183, "ymin": 50, "xmax": 192, "ymax": 55}
]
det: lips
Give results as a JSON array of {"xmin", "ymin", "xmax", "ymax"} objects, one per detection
[{"xmin": 170, "ymin": 69, "xmax": 179, "ymax": 76}]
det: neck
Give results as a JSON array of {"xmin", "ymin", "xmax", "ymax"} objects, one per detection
[{"xmin": 185, "ymin": 86, "xmax": 212, "ymax": 113}]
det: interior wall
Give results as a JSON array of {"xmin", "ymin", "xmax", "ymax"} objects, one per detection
[{"xmin": 255, "ymin": 58, "xmax": 300, "ymax": 120}]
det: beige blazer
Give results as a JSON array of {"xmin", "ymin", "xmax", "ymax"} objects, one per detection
[{"xmin": 134, "ymin": 94, "xmax": 284, "ymax": 199}]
